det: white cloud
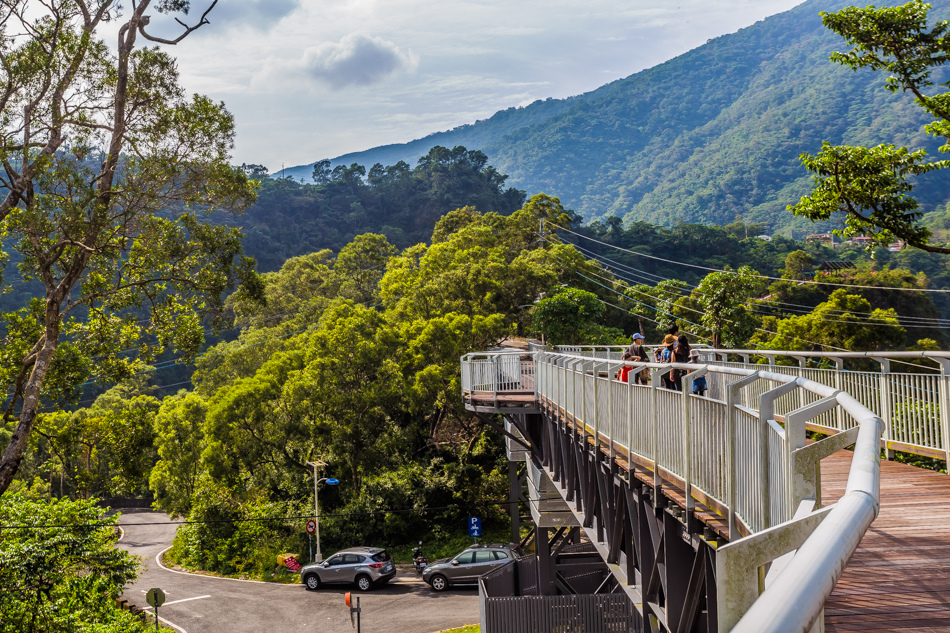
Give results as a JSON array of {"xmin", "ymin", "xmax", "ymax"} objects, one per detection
[
  {"xmin": 208, "ymin": 0, "xmax": 301, "ymax": 30},
  {"xmin": 301, "ymin": 33, "xmax": 418, "ymax": 89}
]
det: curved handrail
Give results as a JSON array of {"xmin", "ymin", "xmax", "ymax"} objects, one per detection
[{"xmin": 478, "ymin": 351, "xmax": 884, "ymax": 633}]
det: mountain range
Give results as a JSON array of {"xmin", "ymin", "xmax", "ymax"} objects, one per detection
[{"xmin": 281, "ymin": 0, "xmax": 950, "ymax": 237}]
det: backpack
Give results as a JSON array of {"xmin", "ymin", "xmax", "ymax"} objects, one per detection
[{"xmin": 660, "ymin": 346, "xmax": 673, "ymax": 363}]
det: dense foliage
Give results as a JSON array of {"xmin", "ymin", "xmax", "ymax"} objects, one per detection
[
  {"xmin": 790, "ymin": 1, "xmax": 950, "ymax": 253},
  {"xmin": 231, "ymin": 146, "xmax": 526, "ymax": 271},
  {"xmin": 0, "ymin": 494, "xmax": 146, "ymax": 633},
  {"xmin": 0, "ymin": 0, "xmax": 260, "ymax": 495}
]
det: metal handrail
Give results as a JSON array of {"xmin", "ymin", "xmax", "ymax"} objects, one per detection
[
  {"xmin": 552, "ymin": 346, "xmax": 950, "ymax": 463},
  {"xmin": 463, "ymin": 351, "xmax": 884, "ymax": 633}
]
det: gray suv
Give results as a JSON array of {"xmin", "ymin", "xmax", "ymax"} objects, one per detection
[
  {"xmin": 300, "ymin": 547, "xmax": 396, "ymax": 592},
  {"xmin": 422, "ymin": 543, "xmax": 518, "ymax": 591}
]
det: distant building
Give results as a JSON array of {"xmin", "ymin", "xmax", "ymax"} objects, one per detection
[
  {"xmin": 756, "ymin": 234, "xmax": 772, "ymax": 242},
  {"xmin": 849, "ymin": 236, "xmax": 874, "ymax": 247},
  {"xmin": 888, "ymin": 241, "xmax": 905, "ymax": 252},
  {"xmin": 806, "ymin": 233, "xmax": 837, "ymax": 248},
  {"xmin": 817, "ymin": 261, "xmax": 856, "ymax": 273}
]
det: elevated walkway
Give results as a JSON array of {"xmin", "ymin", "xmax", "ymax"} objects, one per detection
[
  {"xmin": 461, "ymin": 348, "xmax": 925, "ymax": 633},
  {"xmin": 822, "ymin": 453, "xmax": 950, "ymax": 632}
]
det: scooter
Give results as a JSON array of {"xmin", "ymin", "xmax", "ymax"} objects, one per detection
[{"xmin": 412, "ymin": 541, "xmax": 427, "ymax": 574}]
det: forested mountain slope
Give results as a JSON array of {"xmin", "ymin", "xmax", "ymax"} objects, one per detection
[
  {"xmin": 289, "ymin": 0, "xmax": 950, "ymax": 235},
  {"xmin": 278, "ymin": 96, "xmax": 581, "ymax": 182}
]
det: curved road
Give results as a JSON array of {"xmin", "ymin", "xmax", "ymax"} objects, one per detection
[{"xmin": 117, "ymin": 511, "xmax": 480, "ymax": 633}]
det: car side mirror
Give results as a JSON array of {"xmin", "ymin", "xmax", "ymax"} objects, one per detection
[
  {"xmin": 321, "ymin": 561, "xmax": 330, "ymax": 567},
  {"xmin": 451, "ymin": 560, "xmax": 460, "ymax": 566}
]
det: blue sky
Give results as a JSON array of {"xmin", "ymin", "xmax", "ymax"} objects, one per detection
[{"xmin": 156, "ymin": 0, "xmax": 806, "ymax": 170}]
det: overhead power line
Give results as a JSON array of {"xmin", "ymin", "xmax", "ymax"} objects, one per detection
[{"xmin": 551, "ymin": 222, "xmax": 950, "ymax": 294}]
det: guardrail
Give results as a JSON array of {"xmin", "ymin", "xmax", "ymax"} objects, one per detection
[
  {"xmin": 555, "ymin": 345, "xmax": 950, "ymax": 464},
  {"xmin": 462, "ymin": 350, "xmax": 885, "ymax": 633}
]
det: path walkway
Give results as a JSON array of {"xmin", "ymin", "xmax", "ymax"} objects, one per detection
[{"xmin": 822, "ymin": 454, "xmax": 950, "ymax": 632}]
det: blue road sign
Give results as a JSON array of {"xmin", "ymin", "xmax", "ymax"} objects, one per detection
[{"xmin": 468, "ymin": 517, "xmax": 482, "ymax": 537}]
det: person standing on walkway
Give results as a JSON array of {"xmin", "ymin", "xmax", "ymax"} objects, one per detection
[
  {"xmin": 672, "ymin": 335, "xmax": 691, "ymax": 390},
  {"xmin": 659, "ymin": 334, "xmax": 678, "ymax": 390},
  {"xmin": 626, "ymin": 333, "xmax": 649, "ymax": 385},
  {"xmin": 689, "ymin": 349, "xmax": 707, "ymax": 396},
  {"xmin": 616, "ymin": 352, "xmax": 634, "ymax": 383}
]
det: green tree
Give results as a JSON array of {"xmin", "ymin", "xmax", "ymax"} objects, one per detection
[
  {"xmin": 0, "ymin": 494, "xmax": 146, "ymax": 633},
  {"xmin": 532, "ymin": 288, "xmax": 608, "ymax": 345},
  {"xmin": 0, "ymin": 1, "xmax": 260, "ymax": 494},
  {"xmin": 288, "ymin": 302, "xmax": 404, "ymax": 495},
  {"xmin": 756, "ymin": 289, "xmax": 905, "ymax": 351},
  {"xmin": 333, "ymin": 233, "xmax": 398, "ymax": 305},
  {"xmin": 790, "ymin": 1, "xmax": 950, "ymax": 253},
  {"xmin": 782, "ymin": 250, "xmax": 814, "ymax": 280},
  {"xmin": 150, "ymin": 391, "xmax": 208, "ymax": 517},
  {"xmin": 691, "ymin": 266, "xmax": 762, "ymax": 348}
]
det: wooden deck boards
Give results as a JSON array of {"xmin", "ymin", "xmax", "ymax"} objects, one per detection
[{"xmin": 822, "ymin": 452, "xmax": 950, "ymax": 632}]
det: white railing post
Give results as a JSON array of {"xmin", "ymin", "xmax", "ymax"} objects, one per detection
[
  {"xmin": 682, "ymin": 367, "xmax": 708, "ymax": 518},
  {"xmin": 831, "ymin": 356, "xmax": 844, "ymax": 431},
  {"xmin": 785, "ymin": 395, "xmax": 840, "ymax": 516},
  {"xmin": 759, "ymin": 380, "xmax": 799, "ymax": 528},
  {"xmin": 872, "ymin": 357, "xmax": 893, "ymax": 459},
  {"xmin": 650, "ymin": 366, "xmax": 667, "ymax": 495},
  {"xmin": 593, "ymin": 362, "xmax": 600, "ymax": 454},
  {"xmin": 727, "ymin": 372, "xmax": 761, "ymax": 539},
  {"xmin": 935, "ymin": 357, "xmax": 950, "ymax": 470}
]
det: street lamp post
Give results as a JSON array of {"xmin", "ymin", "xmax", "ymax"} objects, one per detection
[{"xmin": 306, "ymin": 460, "xmax": 338, "ymax": 563}]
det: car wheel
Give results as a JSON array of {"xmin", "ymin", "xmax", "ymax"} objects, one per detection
[
  {"xmin": 356, "ymin": 574, "xmax": 373, "ymax": 592},
  {"xmin": 304, "ymin": 574, "xmax": 321, "ymax": 591},
  {"xmin": 429, "ymin": 574, "xmax": 448, "ymax": 592}
]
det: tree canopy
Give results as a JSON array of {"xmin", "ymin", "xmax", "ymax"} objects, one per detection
[
  {"xmin": 791, "ymin": 0, "xmax": 950, "ymax": 253},
  {"xmin": 0, "ymin": 0, "xmax": 260, "ymax": 494}
]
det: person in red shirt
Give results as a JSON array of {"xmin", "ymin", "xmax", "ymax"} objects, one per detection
[{"xmin": 617, "ymin": 352, "xmax": 634, "ymax": 383}]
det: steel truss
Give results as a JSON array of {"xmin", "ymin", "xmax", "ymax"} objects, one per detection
[{"xmin": 510, "ymin": 410, "xmax": 718, "ymax": 633}]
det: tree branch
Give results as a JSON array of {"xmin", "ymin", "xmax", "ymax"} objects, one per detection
[{"xmin": 137, "ymin": 0, "xmax": 218, "ymax": 45}]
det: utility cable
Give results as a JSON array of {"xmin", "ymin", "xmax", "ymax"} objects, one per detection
[{"xmin": 551, "ymin": 222, "xmax": 950, "ymax": 294}]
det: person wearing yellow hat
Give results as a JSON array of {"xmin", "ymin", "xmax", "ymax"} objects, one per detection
[{"xmin": 659, "ymin": 334, "xmax": 677, "ymax": 390}]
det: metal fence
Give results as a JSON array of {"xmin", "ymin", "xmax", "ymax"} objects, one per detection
[
  {"xmin": 555, "ymin": 345, "xmax": 950, "ymax": 463},
  {"xmin": 480, "ymin": 587, "xmax": 641, "ymax": 633},
  {"xmin": 463, "ymin": 350, "xmax": 885, "ymax": 633}
]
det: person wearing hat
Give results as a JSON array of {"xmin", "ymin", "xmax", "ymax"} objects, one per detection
[
  {"xmin": 625, "ymin": 333, "xmax": 649, "ymax": 385},
  {"xmin": 659, "ymin": 334, "xmax": 678, "ymax": 390},
  {"xmin": 689, "ymin": 348, "xmax": 707, "ymax": 396}
]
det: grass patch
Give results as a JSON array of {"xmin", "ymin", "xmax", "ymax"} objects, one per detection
[
  {"xmin": 433, "ymin": 626, "xmax": 479, "ymax": 633},
  {"xmin": 161, "ymin": 544, "xmax": 301, "ymax": 584}
]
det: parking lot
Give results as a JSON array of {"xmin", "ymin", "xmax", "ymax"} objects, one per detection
[{"xmin": 118, "ymin": 511, "xmax": 481, "ymax": 633}]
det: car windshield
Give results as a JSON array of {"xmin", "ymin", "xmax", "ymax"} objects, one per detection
[{"xmin": 370, "ymin": 552, "xmax": 391, "ymax": 562}]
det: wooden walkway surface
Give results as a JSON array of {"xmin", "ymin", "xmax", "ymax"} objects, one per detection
[{"xmin": 822, "ymin": 452, "xmax": 950, "ymax": 632}]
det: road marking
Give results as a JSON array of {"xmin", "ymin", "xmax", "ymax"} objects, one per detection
[
  {"xmin": 155, "ymin": 546, "xmax": 300, "ymax": 587},
  {"xmin": 155, "ymin": 614, "xmax": 187, "ymax": 633},
  {"xmin": 143, "ymin": 595, "xmax": 210, "ymax": 609}
]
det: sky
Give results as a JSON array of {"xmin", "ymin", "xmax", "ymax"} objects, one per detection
[{"xmin": 146, "ymin": 0, "xmax": 807, "ymax": 170}]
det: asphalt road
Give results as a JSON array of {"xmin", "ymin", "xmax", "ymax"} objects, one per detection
[{"xmin": 117, "ymin": 511, "xmax": 480, "ymax": 633}]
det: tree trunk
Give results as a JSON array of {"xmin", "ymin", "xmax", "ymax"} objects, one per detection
[{"xmin": 0, "ymin": 321, "xmax": 61, "ymax": 494}]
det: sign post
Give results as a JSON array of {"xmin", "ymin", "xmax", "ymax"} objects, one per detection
[
  {"xmin": 469, "ymin": 516, "xmax": 482, "ymax": 543},
  {"xmin": 306, "ymin": 519, "xmax": 316, "ymax": 562},
  {"xmin": 345, "ymin": 592, "xmax": 361, "ymax": 633},
  {"xmin": 145, "ymin": 588, "xmax": 165, "ymax": 632}
]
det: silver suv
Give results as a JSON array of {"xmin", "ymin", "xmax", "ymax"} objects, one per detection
[
  {"xmin": 300, "ymin": 547, "xmax": 396, "ymax": 592},
  {"xmin": 422, "ymin": 543, "xmax": 518, "ymax": 591}
]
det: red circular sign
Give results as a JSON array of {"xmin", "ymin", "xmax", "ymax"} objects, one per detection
[{"xmin": 306, "ymin": 520, "xmax": 316, "ymax": 534}]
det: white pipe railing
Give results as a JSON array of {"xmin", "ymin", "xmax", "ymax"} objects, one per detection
[
  {"xmin": 462, "ymin": 350, "xmax": 885, "ymax": 633},
  {"xmin": 554, "ymin": 345, "xmax": 950, "ymax": 464}
]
